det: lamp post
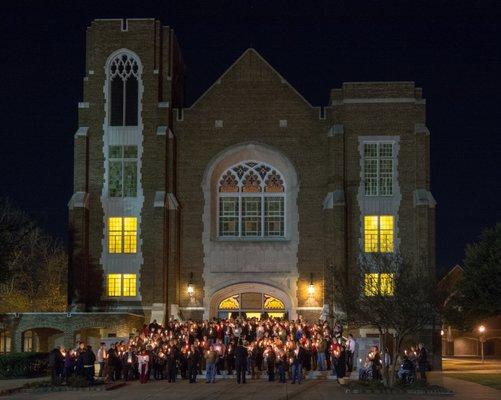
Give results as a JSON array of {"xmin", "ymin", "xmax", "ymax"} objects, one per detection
[{"xmin": 478, "ymin": 325, "xmax": 486, "ymax": 363}]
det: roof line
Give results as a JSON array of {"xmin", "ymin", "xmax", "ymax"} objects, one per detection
[{"xmin": 187, "ymin": 48, "xmax": 313, "ymax": 110}]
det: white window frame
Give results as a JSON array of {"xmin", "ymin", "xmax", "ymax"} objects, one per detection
[
  {"xmin": 216, "ymin": 161, "xmax": 286, "ymax": 240},
  {"xmin": 107, "ymin": 53, "xmax": 140, "ymax": 127},
  {"xmin": 363, "ymin": 141, "xmax": 396, "ymax": 196},
  {"xmin": 108, "ymin": 145, "xmax": 138, "ymax": 198}
]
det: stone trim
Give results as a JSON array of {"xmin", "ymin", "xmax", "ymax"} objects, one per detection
[
  {"xmin": 413, "ymin": 189, "xmax": 436, "ymax": 208},
  {"xmin": 78, "ymin": 102, "xmax": 89, "ymax": 109},
  {"xmin": 153, "ymin": 191, "xmax": 165, "ymax": 208},
  {"xmin": 74, "ymin": 127, "xmax": 89, "ymax": 138},
  {"xmin": 414, "ymin": 123, "xmax": 430, "ymax": 136},
  {"xmin": 327, "ymin": 124, "xmax": 344, "ymax": 137},
  {"xmin": 333, "ymin": 98, "xmax": 425, "ymax": 105},
  {"xmin": 68, "ymin": 192, "xmax": 89, "ymax": 210},
  {"xmin": 156, "ymin": 126, "xmax": 167, "ymax": 136},
  {"xmin": 323, "ymin": 190, "xmax": 345, "ymax": 209},
  {"xmin": 167, "ymin": 192, "xmax": 179, "ymax": 210}
]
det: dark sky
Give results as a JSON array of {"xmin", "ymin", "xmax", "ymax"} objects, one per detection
[{"xmin": 0, "ymin": 1, "xmax": 500, "ymax": 275}]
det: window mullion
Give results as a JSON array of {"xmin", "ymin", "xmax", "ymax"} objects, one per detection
[
  {"xmin": 238, "ymin": 195, "xmax": 242, "ymax": 237},
  {"xmin": 122, "ymin": 79, "xmax": 126, "ymax": 126},
  {"xmin": 261, "ymin": 195, "xmax": 265, "ymax": 237}
]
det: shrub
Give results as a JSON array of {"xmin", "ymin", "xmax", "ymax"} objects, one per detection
[{"xmin": 0, "ymin": 352, "xmax": 49, "ymax": 378}]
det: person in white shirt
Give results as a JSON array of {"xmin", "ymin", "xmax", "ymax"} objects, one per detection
[
  {"xmin": 346, "ymin": 334, "xmax": 356, "ymax": 372},
  {"xmin": 96, "ymin": 342, "xmax": 107, "ymax": 377}
]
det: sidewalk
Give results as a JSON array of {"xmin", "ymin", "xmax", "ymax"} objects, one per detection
[
  {"xmin": 0, "ymin": 377, "xmax": 48, "ymax": 394},
  {"xmin": 428, "ymin": 371, "xmax": 500, "ymax": 400}
]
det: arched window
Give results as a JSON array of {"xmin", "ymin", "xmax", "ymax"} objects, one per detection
[
  {"xmin": 108, "ymin": 53, "xmax": 139, "ymax": 126},
  {"xmin": 217, "ymin": 161, "xmax": 285, "ymax": 238}
]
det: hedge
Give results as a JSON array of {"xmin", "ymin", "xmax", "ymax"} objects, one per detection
[{"xmin": 0, "ymin": 352, "xmax": 49, "ymax": 378}]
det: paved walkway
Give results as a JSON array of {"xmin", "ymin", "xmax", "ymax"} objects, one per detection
[
  {"xmin": 0, "ymin": 373, "xmax": 498, "ymax": 400},
  {"xmin": 0, "ymin": 377, "xmax": 47, "ymax": 393},
  {"xmin": 428, "ymin": 371, "xmax": 500, "ymax": 399}
]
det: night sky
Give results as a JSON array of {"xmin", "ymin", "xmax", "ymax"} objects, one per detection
[{"xmin": 1, "ymin": 1, "xmax": 500, "ymax": 275}]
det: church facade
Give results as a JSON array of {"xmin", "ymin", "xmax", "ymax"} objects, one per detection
[{"xmin": 68, "ymin": 18, "xmax": 436, "ymax": 325}]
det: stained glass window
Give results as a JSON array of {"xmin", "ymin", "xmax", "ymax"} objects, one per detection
[
  {"xmin": 108, "ymin": 145, "xmax": 137, "ymax": 198},
  {"xmin": 263, "ymin": 295, "xmax": 285, "ymax": 310},
  {"xmin": 219, "ymin": 296, "xmax": 240, "ymax": 310},
  {"xmin": 217, "ymin": 161, "xmax": 285, "ymax": 238},
  {"xmin": 109, "ymin": 53, "xmax": 140, "ymax": 127},
  {"xmin": 364, "ymin": 215, "xmax": 394, "ymax": 253},
  {"xmin": 363, "ymin": 142, "xmax": 394, "ymax": 196}
]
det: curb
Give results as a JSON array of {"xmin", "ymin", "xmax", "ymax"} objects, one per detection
[{"xmin": 345, "ymin": 388, "xmax": 454, "ymax": 395}]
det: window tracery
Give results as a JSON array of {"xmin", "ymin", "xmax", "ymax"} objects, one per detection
[
  {"xmin": 217, "ymin": 161, "xmax": 285, "ymax": 238},
  {"xmin": 108, "ymin": 52, "xmax": 140, "ymax": 127}
]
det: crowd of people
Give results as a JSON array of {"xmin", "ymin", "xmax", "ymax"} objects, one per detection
[
  {"xmin": 358, "ymin": 343, "xmax": 429, "ymax": 384},
  {"xmin": 47, "ymin": 317, "xmax": 428, "ymax": 386}
]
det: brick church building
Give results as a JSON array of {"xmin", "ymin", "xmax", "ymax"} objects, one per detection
[{"xmin": 66, "ymin": 18, "xmax": 436, "ymax": 326}]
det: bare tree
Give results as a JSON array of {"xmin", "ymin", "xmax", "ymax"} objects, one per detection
[
  {"xmin": 333, "ymin": 253, "xmax": 442, "ymax": 385},
  {"xmin": 0, "ymin": 199, "xmax": 67, "ymax": 312}
]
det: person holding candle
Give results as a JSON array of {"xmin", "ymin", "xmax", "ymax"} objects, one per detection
[
  {"xmin": 291, "ymin": 343, "xmax": 307, "ymax": 384},
  {"xmin": 265, "ymin": 345, "xmax": 276, "ymax": 382},
  {"xmin": 316, "ymin": 333, "xmax": 327, "ymax": 371},
  {"xmin": 187, "ymin": 344, "xmax": 200, "ymax": 383},
  {"xmin": 167, "ymin": 343, "xmax": 179, "ymax": 383},
  {"xmin": 276, "ymin": 349, "xmax": 287, "ymax": 383},
  {"xmin": 138, "ymin": 349, "xmax": 150, "ymax": 384},
  {"xmin": 205, "ymin": 344, "xmax": 217, "ymax": 383}
]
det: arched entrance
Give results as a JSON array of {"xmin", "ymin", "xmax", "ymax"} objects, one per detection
[{"xmin": 209, "ymin": 282, "xmax": 292, "ymax": 320}]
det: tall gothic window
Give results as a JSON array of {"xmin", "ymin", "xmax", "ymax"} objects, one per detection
[
  {"xmin": 108, "ymin": 53, "xmax": 139, "ymax": 126},
  {"xmin": 218, "ymin": 161, "xmax": 285, "ymax": 238},
  {"xmin": 363, "ymin": 142, "xmax": 395, "ymax": 196}
]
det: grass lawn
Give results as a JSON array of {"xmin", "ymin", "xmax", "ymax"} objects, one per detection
[{"xmin": 444, "ymin": 373, "xmax": 501, "ymax": 390}]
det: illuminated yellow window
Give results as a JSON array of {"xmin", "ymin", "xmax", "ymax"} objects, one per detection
[
  {"xmin": 364, "ymin": 215, "xmax": 394, "ymax": 253},
  {"xmin": 108, "ymin": 218, "xmax": 123, "ymax": 253},
  {"xmin": 122, "ymin": 274, "xmax": 137, "ymax": 296},
  {"xmin": 364, "ymin": 273, "xmax": 394, "ymax": 296},
  {"xmin": 108, "ymin": 217, "xmax": 137, "ymax": 254},
  {"xmin": 123, "ymin": 217, "xmax": 137, "ymax": 253},
  {"xmin": 108, "ymin": 274, "xmax": 122, "ymax": 296}
]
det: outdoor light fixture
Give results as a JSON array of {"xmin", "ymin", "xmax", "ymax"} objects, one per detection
[
  {"xmin": 187, "ymin": 272, "xmax": 194, "ymax": 295},
  {"xmin": 440, "ymin": 329, "xmax": 444, "ymax": 336},
  {"xmin": 307, "ymin": 273, "xmax": 315, "ymax": 295},
  {"xmin": 478, "ymin": 324, "xmax": 486, "ymax": 363}
]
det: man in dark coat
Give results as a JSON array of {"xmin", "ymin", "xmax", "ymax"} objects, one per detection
[
  {"xmin": 417, "ymin": 343, "xmax": 428, "ymax": 381},
  {"xmin": 235, "ymin": 340, "xmax": 248, "ymax": 384},
  {"xmin": 167, "ymin": 345, "xmax": 179, "ymax": 383},
  {"xmin": 81, "ymin": 345, "xmax": 96, "ymax": 385},
  {"xmin": 187, "ymin": 345, "xmax": 200, "ymax": 383}
]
